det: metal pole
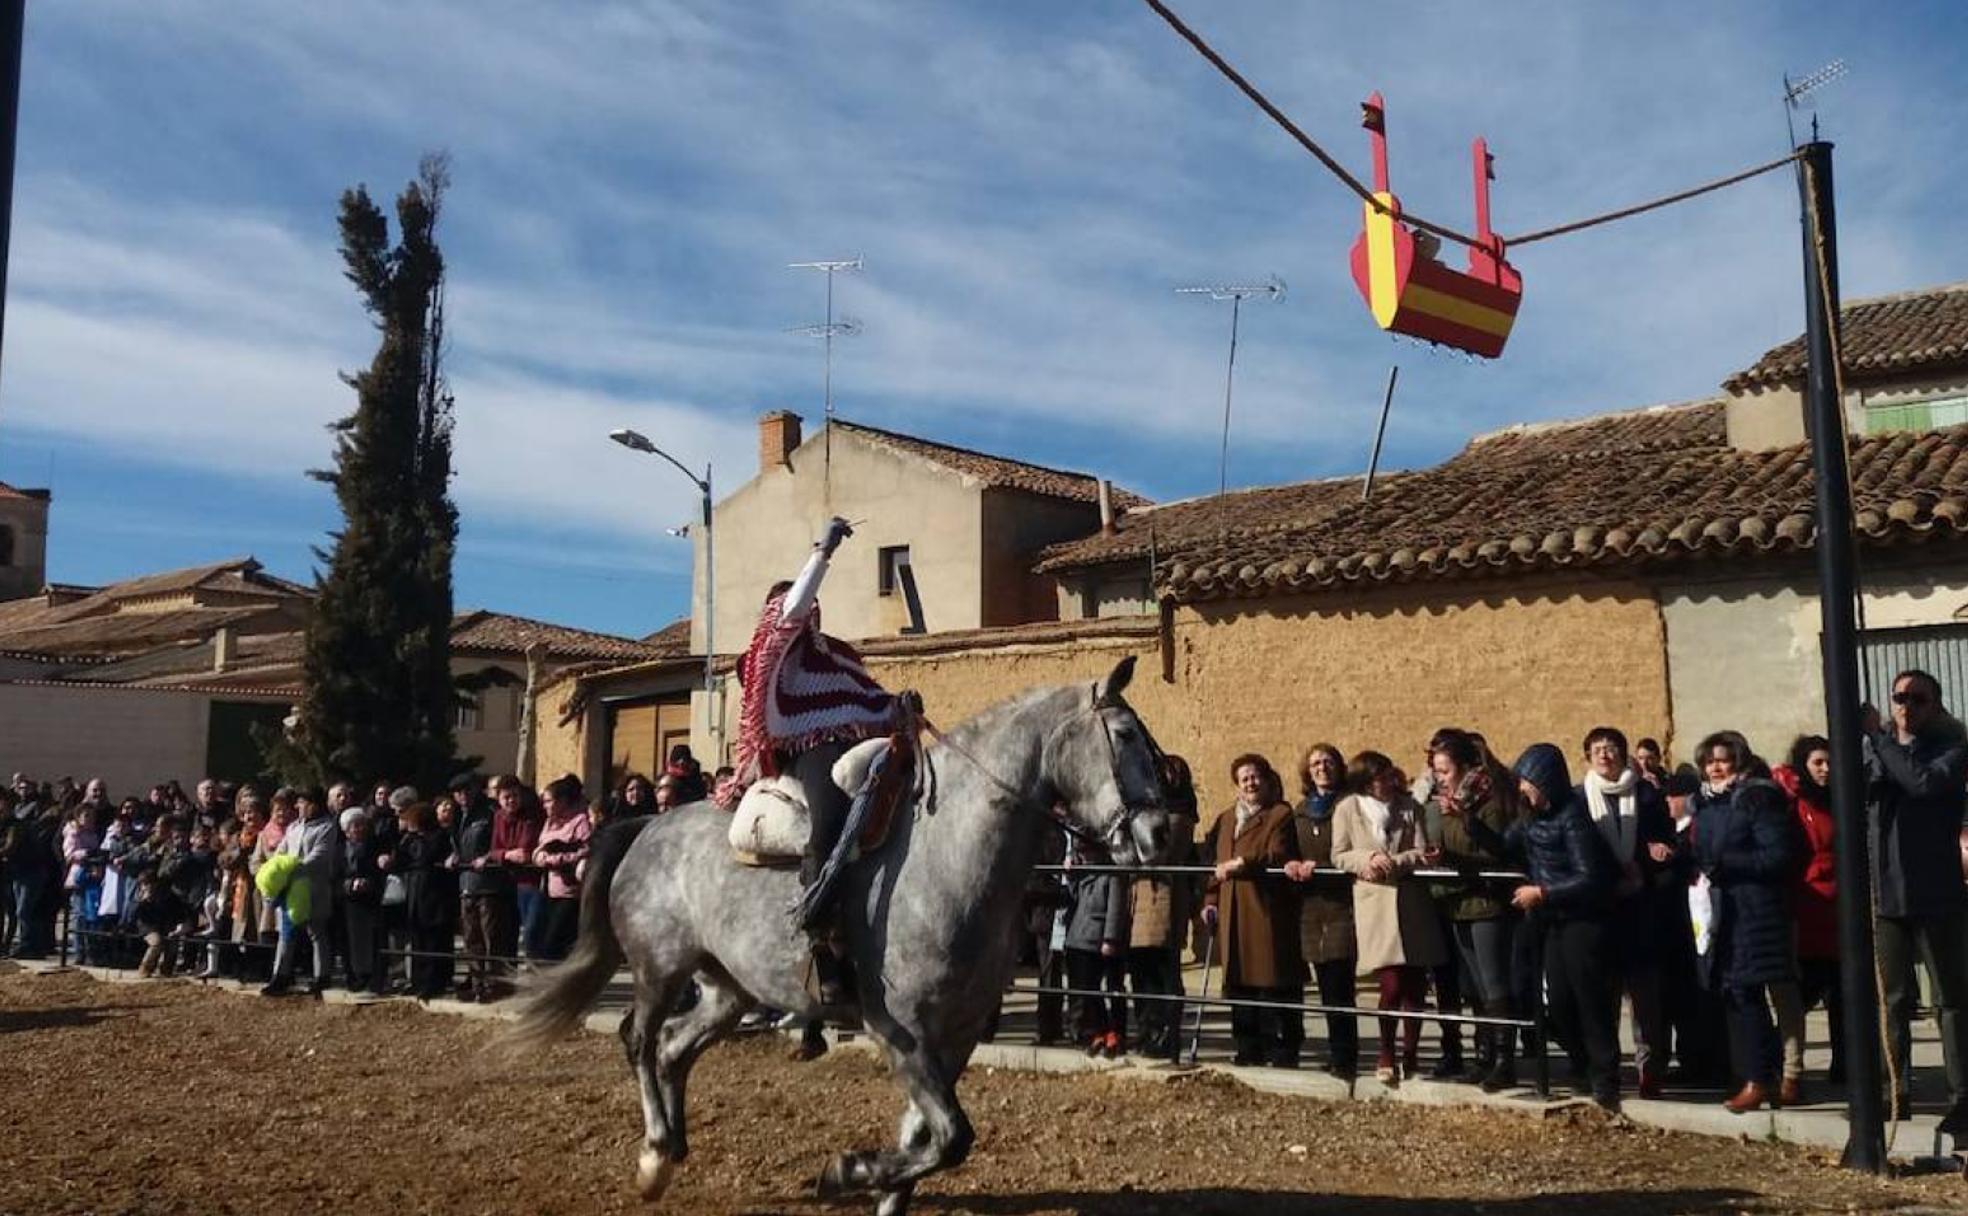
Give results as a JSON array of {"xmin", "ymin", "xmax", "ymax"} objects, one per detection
[
  {"xmin": 701, "ymin": 466, "xmax": 718, "ymax": 759},
  {"xmin": 1363, "ymin": 365, "xmax": 1399, "ymax": 501},
  {"xmin": 1216, "ymin": 293, "xmax": 1242, "ymax": 503},
  {"xmin": 0, "ymin": 0, "xmax": 23, "ymax": 400},
  {"xmin": 1798, "ymin": 139, "xmax": 1885, "ymax": 1174}
]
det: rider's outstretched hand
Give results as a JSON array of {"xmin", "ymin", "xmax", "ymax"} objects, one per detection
[{"xmin": 820, "ymin": 516, "xmax": 854, "ymax": 557}]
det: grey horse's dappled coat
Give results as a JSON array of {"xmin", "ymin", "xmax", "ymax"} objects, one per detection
[{"xmin": 512, "ymin": 658, "xmax": 1170, "ymax": 1216}]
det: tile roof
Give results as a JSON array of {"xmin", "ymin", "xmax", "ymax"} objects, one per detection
[
  {"xmin": 1043, "ymin": 398, "xmax": 1968, "ymax": 603},
  {"xmin": 451, "ymin": 610, "xmax": 665, "ymax": 662},
  {"xmin": 640, "ymin": 617, "xmax": 692, "ymax": 657},
  {"xmin": 0, "ymin": 605, "xmax": 284, "ymax": 657},
  {"xmin": 0, "ymin": 480, "xmax": 46, "ymax": 501},
  {"xmin": 1724, "ymin": 281, "xmax": 1968, "ymax": 391},
  {"xmin": 834, "ymin": 420, "xmax": 1148, "ymax": 508}
]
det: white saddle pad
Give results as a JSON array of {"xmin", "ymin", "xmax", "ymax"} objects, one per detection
[{"xmin": 729, "ymin": 776, "xmax": 810, "ymax": 863}]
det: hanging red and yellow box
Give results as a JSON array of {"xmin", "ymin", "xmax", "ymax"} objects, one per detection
[{"xmin": 1347, "ymin": 92, "xmax": 1523, "ymax": 359}]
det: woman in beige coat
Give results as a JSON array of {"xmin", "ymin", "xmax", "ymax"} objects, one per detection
[{"xmin": 1332, "ymin": 750, "xmax": 1446, "ymax": 1083}]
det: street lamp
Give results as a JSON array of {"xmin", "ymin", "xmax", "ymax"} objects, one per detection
[{"xmin": 609, "ymin": 427, "xmax": 718, "ymax": 754}]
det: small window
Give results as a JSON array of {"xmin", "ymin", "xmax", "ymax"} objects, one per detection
[
  {"xmin": 1864, "ymin": 394, "xmax": 1968, "ymax": 436},
  {"xmin": 0, "ymin": 524, "xmax": 12, "ymax": 567},
  {"xmin": 455, "ymin": 692, "xmax": 483, "ymax": 732},
  {"xmin": 877, "ymin": 545, "xmax": 911, "ymax": 597}
]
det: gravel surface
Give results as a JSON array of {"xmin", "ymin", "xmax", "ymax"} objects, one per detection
[{"xmin": 1, "ymin": 966, "xmax": 1963, "ymax": 1215}]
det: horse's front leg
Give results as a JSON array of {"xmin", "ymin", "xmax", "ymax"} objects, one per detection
[{"xmin": 817, "ymin": 1044, "xmax": 972, "ymax": 1207}]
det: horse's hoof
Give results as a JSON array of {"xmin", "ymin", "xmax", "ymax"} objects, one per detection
[
  {"xmin": 636, "ymin": 1148, "xmax": 676, "ymax": 1201},
  {"xmin": 815, "ymin": 1157, "xmax": 845, "ymax": 1201},
  {"xmin": 815, "ymin": 1153, "xmax": 858, "ymax": 1201}
]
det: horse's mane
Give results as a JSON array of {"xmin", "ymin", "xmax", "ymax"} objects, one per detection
[{"xmin": 930, "ymin": 681, "xmax": 1085, "ymax": 749}]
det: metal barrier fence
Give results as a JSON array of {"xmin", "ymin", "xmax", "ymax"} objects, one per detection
[
  {"xmin": 52, "ymin": 860, "xmax": 1557, "ymax": 1095},
  {"xmin": 1031, "ymin": 858, "xmax": 1549, "ymax": 1091}
]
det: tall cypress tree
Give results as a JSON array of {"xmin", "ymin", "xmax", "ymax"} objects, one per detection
[{"xmin": 280, "ymin": 154, "xmax": 459, "ymax": 790}]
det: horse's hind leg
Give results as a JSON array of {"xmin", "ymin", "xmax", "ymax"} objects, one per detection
[
  {"xmin": 647, "ymin": 968, "xmax": 752, "ymax": 1178},
  {"xmin": 624, "ymin": 973, "xmax": 692, "ymax": 1201}
]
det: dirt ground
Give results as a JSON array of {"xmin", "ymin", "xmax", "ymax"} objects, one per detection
[{"xmin": 1, "ymin": 967, "xmax": 1963, "ymax": 1216}]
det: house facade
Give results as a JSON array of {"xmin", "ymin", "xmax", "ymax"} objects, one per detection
[{"xmin": 0, "ymin": 556, "xmax": 662, "ymax": 791}]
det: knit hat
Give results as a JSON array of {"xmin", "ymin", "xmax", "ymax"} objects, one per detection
[{"xmin": 1511, "ymin": 743, "xmax": 1573, "ymax": 814}]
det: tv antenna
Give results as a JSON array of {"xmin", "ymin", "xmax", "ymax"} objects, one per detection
[
  {"xmin": 1176, "ymin": 277, "xmax": 1284, "ymax": 516},
  {"xmin": 788, "ymin": 257, "xmax": 863, "ymax": 422},
  {"xmin": 1783, "ymin": 59, "xmax": 1847, "ymax": 148}
]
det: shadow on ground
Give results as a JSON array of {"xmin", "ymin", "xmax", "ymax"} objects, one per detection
[
  {"xmin": 916, "ymin": 1187, "xmax": 1768, "ymax": 1216},
  {"xmin": 0, "ymin": 1003, "xmax": 151, "ymax": 1034}
]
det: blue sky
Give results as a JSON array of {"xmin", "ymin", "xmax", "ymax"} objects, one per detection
[{"xmin": 2, "ymin": 2, "xmax": 1965, "ymax": 638}]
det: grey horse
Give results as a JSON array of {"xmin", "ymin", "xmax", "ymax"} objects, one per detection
[{"xmin": 511, "ymin": 656, "xmax": 1171, "ymax": 1215}]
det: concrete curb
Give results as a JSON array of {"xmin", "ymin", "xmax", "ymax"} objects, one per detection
[{"xmin": 11, "ymin": 960, "xmax": 1950, "ymax": 1162}]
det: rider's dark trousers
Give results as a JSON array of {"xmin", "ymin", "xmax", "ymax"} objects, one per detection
[{"xmin": 794, "ymin": 743, "xmax": 854, "ymax": 929}]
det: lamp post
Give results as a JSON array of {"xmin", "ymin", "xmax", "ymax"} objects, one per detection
[{"xmin": 610, "ymin": 427, "xmax": 718, "ymax": 755}]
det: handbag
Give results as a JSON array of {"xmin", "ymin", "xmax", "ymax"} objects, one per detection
[{"xmin": 382, "ymin": 874, "xmax": 408, "ymax": 907}]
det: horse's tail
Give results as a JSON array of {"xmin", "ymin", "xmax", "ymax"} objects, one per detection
[{"xmin": 509, "ymin": 816, "xmax": 653, "ymax": 1049}]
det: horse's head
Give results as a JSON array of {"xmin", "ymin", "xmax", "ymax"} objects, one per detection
[{"xmin": 1041, "ymin": 656, "xmax": 1172, "ymax": 866}]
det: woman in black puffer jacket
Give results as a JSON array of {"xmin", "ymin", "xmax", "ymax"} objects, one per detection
[
  {"xmin": 1689, "ymin": 730, "xmax": 1797, "ymax": 1114},
  {"xmin": 1470, "ymin": 743, "xmax": 1622, "ymax": 1110}
]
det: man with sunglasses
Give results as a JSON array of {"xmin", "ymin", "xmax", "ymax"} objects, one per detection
[{"xmin": 1866, "ymin": 667, "xmax": 1968, "ymax": 1136}]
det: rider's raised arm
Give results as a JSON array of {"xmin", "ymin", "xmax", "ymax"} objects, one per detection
[{"xmin": 781, "ymin": 516, "xmax": 854, "ymax": 625}]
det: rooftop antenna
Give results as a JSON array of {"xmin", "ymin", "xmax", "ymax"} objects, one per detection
[
  {"xmin": 1176, "ymin": 277, "xmax": 1284, "ymax": 543},
  {"xmin": 1783, "ymin": 58, "xmax": 1846, "ymax": 149},
  {"xmin": 789, "ymin": 257, "xmax": 862, "ymax": 509}
]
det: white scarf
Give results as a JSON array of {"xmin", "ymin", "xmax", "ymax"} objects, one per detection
[
  {"xmin": 1355, "ymin": 794, "xmax": 1396, "ymax": 851},
  {"xmin": 1583, "ymin": 768, "xmax": 1640, "ymax": 860},
  {"xmin": 1233, "ymin": 799, "xmax": 1263, "ymax": 836}
]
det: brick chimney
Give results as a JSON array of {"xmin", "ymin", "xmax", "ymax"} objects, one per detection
[{"xmin": 758, "ymin": 410, "xmax": 803, "ymax": 473}]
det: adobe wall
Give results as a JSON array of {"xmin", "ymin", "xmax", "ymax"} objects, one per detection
[
  {"xmin": 1170, "ymin": 578, "xmax": 1672, "ymax": 805},
  {"xmin": 791, "ymin": 575, "xmax": 1670, "ymax": 811},
  {"xmin": 0, "ymin": 684, "xmax": 211, "ymax": 792}
]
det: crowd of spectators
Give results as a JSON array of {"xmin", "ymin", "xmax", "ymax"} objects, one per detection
[
  {"xmin": 6, "ymin": 678, "xmax": 1966, "ymax": 1134},
  {"xmin": 1021, "ymin": 667, "xmax": 1968, "ymax": 1130},
  {"xmin": 0, "ymin": 746, "xmax": 714, "ymax": 1004}
]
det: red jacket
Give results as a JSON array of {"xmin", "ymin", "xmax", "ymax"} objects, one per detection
[
  {"xmin": 1773, "ymin": 765, "xmax": 1837, "ymax": 960},
  {"xmin": 491, "ymin": 809, "xmax": 543, "ymax": 891}
]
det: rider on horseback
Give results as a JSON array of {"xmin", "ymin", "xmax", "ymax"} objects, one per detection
[{"xmin": 726, "ymin": 515, "xmax": 897, "ymax": 1006}]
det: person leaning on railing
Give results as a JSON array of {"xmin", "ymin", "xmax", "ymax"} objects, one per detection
[
  {"xmin": 1201, "ymin": 753, "xmax": 1306, "ymax": 1069},
  {"xmin": 1283, "ymin": 743, "xmax": 1358, "ymax": 1081},
  {"xmin": 1331, "ymin": 750, "xmax": 1444, "ymax": 1086},
  {"xmin": 1425, "ymin": 729, "xmax": 1519, "ymax": 1093}
]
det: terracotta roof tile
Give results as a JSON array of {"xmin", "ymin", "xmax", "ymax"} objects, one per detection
[
  {"xmin": 1086, "ymin": 398, "xmax": 1968, "ymax": 603},
  {"xmin": 835, "ymin": 420, "xmax": 1147, "ymax": 508},
  {"xmin": 640, "ymin": 618, "xmax": 692, "ymax": 657},
  {"xmin": 0, "ymin": 605, "xmax": 283, "ymax": 657},
  {"xmin": 1724, "ymin": 281, "xmax": 1968, "ymax": 391},
  {"xmin": 451, "ymin": 610, "xmax": 664, "ymax": 662}
]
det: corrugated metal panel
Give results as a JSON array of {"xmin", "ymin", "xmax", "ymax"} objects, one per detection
[{"xmin": 1859, "ymin": 624, "xmax": 1968, "ymax": 712}]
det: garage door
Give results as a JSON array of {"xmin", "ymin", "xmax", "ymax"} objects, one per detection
[{"xmin": 1860, "ymin": 624, "xmax": 1968, "ymax": 713}]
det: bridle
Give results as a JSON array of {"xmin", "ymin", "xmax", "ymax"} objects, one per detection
[{"xmin": 1050, "ymin": 682, "xmax": 1167, "ymax": 858}]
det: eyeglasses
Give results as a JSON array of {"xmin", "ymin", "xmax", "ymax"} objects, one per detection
[{"xmin": 1891, "ymin": 690, "xmax": 1932, "ymax": 707}]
